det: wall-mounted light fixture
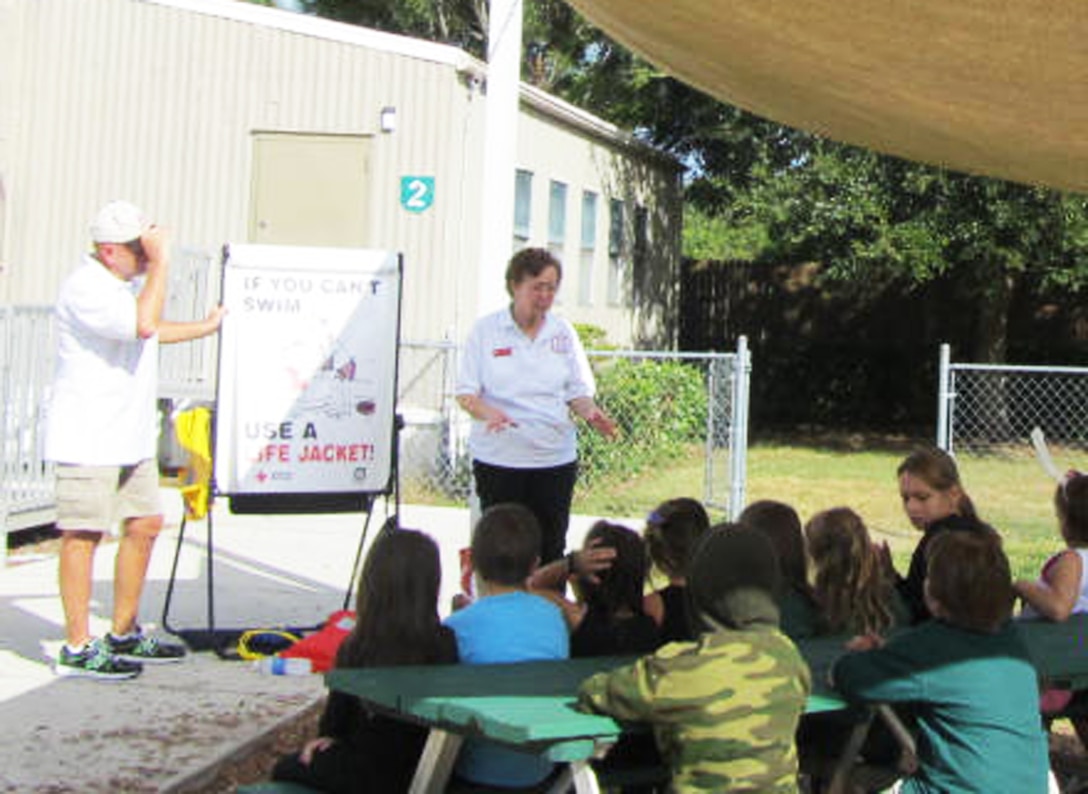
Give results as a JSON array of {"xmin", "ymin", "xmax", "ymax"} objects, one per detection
[{"xmin": 380, "ymin": 106, "xmax": 397, "ymax": 133}]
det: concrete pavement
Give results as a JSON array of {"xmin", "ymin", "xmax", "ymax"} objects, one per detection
[{"xmin": 0, "ymin": 490, "xmax": 609, "ymax": 792}]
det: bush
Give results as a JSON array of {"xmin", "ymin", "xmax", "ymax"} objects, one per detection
[{"xmin": 577, "ymin": 357, "xmax": 708, "ymax": 493}]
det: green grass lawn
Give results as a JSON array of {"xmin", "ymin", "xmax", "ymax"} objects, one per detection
[
  {"xmin": 404, "ymin": 436, "xmax": 1067, "ymax": 581},
  {"xmin": 572, "ymin": 438, "xmax": 1064, "ymax": 581}
]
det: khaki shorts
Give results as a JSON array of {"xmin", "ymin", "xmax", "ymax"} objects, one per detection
[{"xmin": 55, "ymin": 460, "xmax": 162, "ymax": 533}]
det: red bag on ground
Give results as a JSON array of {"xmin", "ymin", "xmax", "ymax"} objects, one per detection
[{"xmin": 280, "ymin": 610, "xmax": 356, "ymax": 672}]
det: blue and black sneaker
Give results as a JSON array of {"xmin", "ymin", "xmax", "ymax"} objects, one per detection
[
  {"xmin": 106, "ymin": 627, "xmax": 186, "ymax": 664},
  {"xmin": 55, "ymin": 638, "xmax": 142, "ymax": 680}
]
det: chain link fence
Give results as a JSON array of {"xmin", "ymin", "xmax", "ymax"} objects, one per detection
[
  {"xmin": 1, "ymin": 306, "xmax": 57, "ymax": 538},
  {"xmin": 397, "ymin": 339, "xmax": 751, "ymax": 518},
  {"xmin": 2, "ymin": 302, "xmax": 751, "ymax": 537},
  {"xmin": 937, "ymin": 343, "xmax": 1088, "ymax": 459}
]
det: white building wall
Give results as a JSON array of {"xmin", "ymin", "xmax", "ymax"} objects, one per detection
[
  {"xmin": 2, "ymin": 0, "xmax": 486, "ymax": 347},
  {"xmin": 2, "ymin": 0, "xmax": 677, "ymax": 353},
  {"xmin": 515, "ymin": 92, "xmax": 682, "ymax": 348}
]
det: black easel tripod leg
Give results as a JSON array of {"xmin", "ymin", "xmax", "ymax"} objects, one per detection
[
  {"xmin": 343, "ymin": 499, "xmax": 374, "ymax": 610},
  {"xmin": 159, "ymin": 507, "xmax": 228, "ymax": 656},
  {"xmin": 161, "ymin": 514, "xmax": 189, "ymax": 636}
]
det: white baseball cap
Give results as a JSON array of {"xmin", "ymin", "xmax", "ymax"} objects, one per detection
[{"xmin": 90, "ymin": 200, "xmax": 149, "ymax": 244}]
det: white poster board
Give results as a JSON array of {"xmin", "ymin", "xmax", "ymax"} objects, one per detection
[{"xmin": 214, "ymin": 245, "xmax": 401, "ymax": 498}]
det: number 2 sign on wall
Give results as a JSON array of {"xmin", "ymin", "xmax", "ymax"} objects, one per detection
[{"xmin": 400, "ymin": 176, "xmax": 435, "ymax": 213}]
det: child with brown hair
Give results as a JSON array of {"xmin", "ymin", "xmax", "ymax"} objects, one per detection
[
  {"xmin": 642, "ymin": 497, "xmax": 711, "ymax": 643},
  {"xmin": 271, "ymin": 528, "xmax": 458, "ymax": 793},
  {"xmin": 740, "ymin": 499, "xmax": 820, "ymax": 639},
  {"xmin": 579, "ymin": 524, "xmax": 811, "ymax": 793},
  {"xmin": 444, "ymin": 503, "xmax": 569, "ymax": 789},
  {"xmin": 1017, "ymin": 471, "xmax": 1088, "ymax": 621},
  {"xmin": 805, "ymin": 507, "xmax": 907, "ymax": 637},
  {"xmin": 833, "ymin": 530, "xmax": 1050, "ymax": 793},
  {"xmin": 894, "ymin": 447, "xmax": 990, "ymax": 623},
  {"xmin": 1016, "ymin": 471, "xmax": 1088, "ymax": 733}
]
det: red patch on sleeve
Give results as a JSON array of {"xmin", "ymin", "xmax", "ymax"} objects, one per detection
[{"xmin": 492, "ymin": 347, "xmax": 513, "ymax": 357}]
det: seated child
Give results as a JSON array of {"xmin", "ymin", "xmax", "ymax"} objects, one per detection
[
  {"xmin": 272, "ymin": 528, "xmax": 458, "ymax": 794},
  {"xmin": 833, "ymin": 530, "xmax": 1050, "ymax": 794},
  {"xmin": 642, "ymin": 497, "xmax": 711, "ymax": 644},
  {"xmin": 1016, "ymin": 471, "xmax": 1088, "ymax": 727},
  {"xmin": 805, "ymin": 507, "xmax": 908, "ymax": 637},
  {"xmin": 1017, "ymin": 471, "xmax": 1088, "ymax": 621},
  {"xmin": 578, "ymin": 524, "xmax": 812, "ymax": 793},
  {"xmin": 740, "ymin": 499, "xmax": 821, "ymax": 639},
  {"xmin": 444, "ymin": 503, "xmax": 569, "ymax": 790},
  {"xmin": 894, "ymin": 447, "xmax": 992, "ymax": 623},
  {"xmin": 531, "ymin": 520, "xmax": 659, "ymax": 657}
]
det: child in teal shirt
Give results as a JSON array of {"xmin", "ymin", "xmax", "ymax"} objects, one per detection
[{"xmin": 833, "ymin": 529, "xmax": 1049, "ymax": 793}]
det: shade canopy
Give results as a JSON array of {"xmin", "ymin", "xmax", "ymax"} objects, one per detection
[{"xmin": 564, "ymin": 0, "xmax": 1088, "ymax": 193}]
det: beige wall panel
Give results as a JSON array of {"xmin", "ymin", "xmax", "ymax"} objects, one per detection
[
  {"xmin": 5, "ymin": 0, "xmax": 674, "ymax": 355},
  {"xmin": 5, "ymin": 0, "xmax": 486, "ymax": 346},
  {"xmin": 515, "ymin": 103, "xmax": 681, "ymax": 348},
  {"xmin": 250, "ymin": 133, "xmax": 372, "ymax": 246}
]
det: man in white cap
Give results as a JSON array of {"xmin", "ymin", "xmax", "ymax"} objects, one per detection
[{"xmin": 45, "ymin": 201, "xmax": 225, "ymax": 679}]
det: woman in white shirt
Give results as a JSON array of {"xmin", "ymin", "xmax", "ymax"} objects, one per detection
[{"xmin": 456, "ymin": 248, "xmax": 616, "ymax": 564}]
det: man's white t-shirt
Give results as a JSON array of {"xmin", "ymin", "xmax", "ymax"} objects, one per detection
[
  {"xmin": 44, "ymin": 255, "xmax": 159, "ymax": 465},
  {"xmin": 456, "ymin": 307, "xmax": 596, "ymax": 468}
]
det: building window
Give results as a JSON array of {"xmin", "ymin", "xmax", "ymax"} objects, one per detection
[
  {"xmin": 547, "ymin": 180, "xmax": 567, "ymax": 265},
  {"xmin": 578, "ymin": 190, "xmax": 597, "ymax": 306},
  {"xmin": 632, "ymin": 204, "xmax": 648, "ymax": 305},
  {"xmin": 513, "ymin": 169, "xmax": 533, "ymax": 249},
  {"xmin": 607, "ymin": 198, "xmax": 625, "ymax": 306}
]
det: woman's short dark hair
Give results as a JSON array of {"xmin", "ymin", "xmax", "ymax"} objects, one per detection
[
  {"xmin": 472, "ymin": 503, "xmax": 542, "ymax": 586},
  {"xmin": 925, "ymin": 528, "xmax": 1012, "ymax": 633},
  {"xmin": 505, "ymin": 247, "xmax": 562, "ymax": 295}
]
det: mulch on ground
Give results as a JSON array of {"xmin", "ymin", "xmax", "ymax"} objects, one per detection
[{"xmin": 175, "ymin": 700, "xmax": 322, "ymax": 793}]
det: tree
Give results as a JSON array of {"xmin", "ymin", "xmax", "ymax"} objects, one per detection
[
  {"xmin": 301, "ymin": 0, "xmax": 585, "ymax": 68},
  {"xmin": 301, "ymin": 0, "xmax": 1088, "ymax": 367},
  {"xmin": 743, "ymin": 145, "xmax": 1088, "ymax": 361}
]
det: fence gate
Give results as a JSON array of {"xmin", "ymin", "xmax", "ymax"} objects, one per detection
[{"xmin": 395, "ymin": 337, "xmax": 752, "ymax": 520}]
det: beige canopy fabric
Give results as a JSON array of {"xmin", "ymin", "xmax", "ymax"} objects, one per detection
[{"xmin": 564, "ymin": 0, "xmax": 1088, "ymax": 194}]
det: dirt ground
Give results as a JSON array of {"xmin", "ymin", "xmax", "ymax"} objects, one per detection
[{"xmin": 179, "ymin": 700, "xmax": 323, "ymax": 793}]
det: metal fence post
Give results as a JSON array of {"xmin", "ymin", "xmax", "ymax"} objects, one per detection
[
  {"xmin": 729, "ymin": 335, "xmax": 751, "ymax": 519},
  {"xmin": 1, "ymin": 307, "xmax": 10, "ymax": 561},
  {"xmin": 936, "ymin": 343, "xmax": 951, "ymax": 451}
]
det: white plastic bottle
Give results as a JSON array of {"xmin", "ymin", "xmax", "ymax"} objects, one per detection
[{"xmin": 253, "ymin": 656, "xmax": 312, "ymax": 675}]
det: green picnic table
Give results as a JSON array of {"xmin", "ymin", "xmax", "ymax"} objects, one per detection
[
  {"xmin": 327, "ymin": 640, "xmax": 848, "ymax": 794},
  {"xmin": 1017, "ymin": 613, "xmax": 1088, "ymax": 691},
  {"xmin": 325, "ymin": 620, "xmax": 1088, "ymax": 793}
]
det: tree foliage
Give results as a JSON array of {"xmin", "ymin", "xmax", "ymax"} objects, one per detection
[{"xmin": 301, "ymin": 0, "xmax": 1088, "ymax": 363}]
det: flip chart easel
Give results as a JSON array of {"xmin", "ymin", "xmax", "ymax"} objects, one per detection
[{"xmin": 161, "ymin": 244, "xmax": 404, "ymax": 656}]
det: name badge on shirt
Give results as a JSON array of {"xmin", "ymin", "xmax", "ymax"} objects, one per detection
[
  {"xmin": 551, "ymin": 334, "xmax": 572, "ymax": 354},
  {"xmin": 492, "ymin": 346, "xmax": 513, "ymax": 357}
]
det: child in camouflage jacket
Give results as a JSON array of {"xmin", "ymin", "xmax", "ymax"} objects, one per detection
[{"xmin": 578, "ymin": 523, "xmax": 811, "ymax": 794}]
